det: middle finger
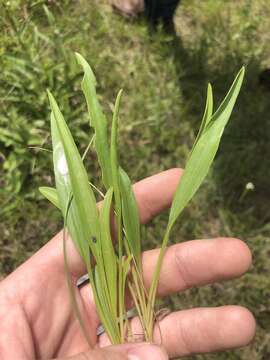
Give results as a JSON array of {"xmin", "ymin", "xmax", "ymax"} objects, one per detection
[{"xmin": 142, "ymin": 237, "xmax": 251, "ymax": 297}]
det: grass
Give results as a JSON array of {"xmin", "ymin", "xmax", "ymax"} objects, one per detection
[{"xmin": 1, "ymin": 0, "xmax": 270, "ymax": 358}]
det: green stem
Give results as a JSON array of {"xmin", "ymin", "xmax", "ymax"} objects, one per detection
[{"xmin": 146, "ymin": 226, "xmax": 172, "ymax": 339}]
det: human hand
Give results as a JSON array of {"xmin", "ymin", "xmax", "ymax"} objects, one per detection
[{"xmin": 0, "ymin": 169, "xmax": 255, "ymax": 359}]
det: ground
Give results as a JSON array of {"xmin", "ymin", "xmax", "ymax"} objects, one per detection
[{"xmin": 0, "ymin": 0, "xmax": 270, "ymax": 359}]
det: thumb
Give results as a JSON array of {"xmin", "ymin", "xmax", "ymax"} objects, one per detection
[{"xmin": 61, "ymin": 343, "xmax": 168, "ymax": 360}]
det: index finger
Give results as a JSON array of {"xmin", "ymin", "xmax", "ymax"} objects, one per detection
[{"xmin": 134, "ymin": 168, "xmax": 182, "ymax": 224}]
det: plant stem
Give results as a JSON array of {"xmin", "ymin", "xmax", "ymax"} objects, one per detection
[{"xmin": 146, "ymin": 226, "xmax": 171, "ymax": 339}]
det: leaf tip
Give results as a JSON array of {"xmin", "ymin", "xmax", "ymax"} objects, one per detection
[
  {"xmin": 38, "ymin": 186, "xmax": 45, "ymax": 194},
  {"xmin": 47, "ymin": 89, "xmax": 56, "ymax": 108},
  {"xmin": 238, "ymin": 66, "xmax": 246, "ymax": 82},
  {"xmin": 75, "ymin": 52, "xmax": 84, "ymax": 64},
  {"xmin": 75, "ymin": 52, "xmax": 96, "ymax": 85}
]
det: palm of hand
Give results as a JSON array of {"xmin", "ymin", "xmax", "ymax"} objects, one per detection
[{"xmin": 0, "ymin": 170, "xmax": 255, "ymax": 359}]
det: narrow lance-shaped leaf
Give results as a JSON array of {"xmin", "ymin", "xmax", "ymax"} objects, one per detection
[
  {"xmin": 119, "ymin": 167, "xmax": 141, "ymax": 268},
  {"xmin": 45, "ymin": 132, "xmax": 95, "ymax": 222},
  {"xmin": 39, "ymin": 186, "xmax": 60, "ymax": 209},
  {"xmin": 207, "ymin": 67, "xmax": 244, "ymax": 129},
  {"xmin": 147, "ymin": 67, "xmax": 245, "ymax": 333},
  {"xmin": 50, "ymin": 111, "xmax": 95, "ymax": 346},
  {"xmin": 110, "ymin": 89, "xmax": 126, "ymax": 339},
  {"xmin": 48, "ymin": 91, "xmax": 124, "ymax": 344},
  {"xmin": 191, "ymin": 83, "xmax": 213, "ymax": 151},
  {"xmin": 49, "ymin": 95, "xmax": 121, "ymax": 341},
  {"xmin": 63, "ymin": 216, "xmax": 93, "ymax": 348},
  {"xmin": 75, "ymin": 52, "xmax": 112, "ymax": 189},
  {"xmin": 48, "ymin": 91, "xmax": 100, "ymax": 261},
  {"xmin": 168, "ymin": 67, "xmax": 245, "ymax": 230},
  {"xmin": 110, "ymin": 89, "xmax": 123, "ymax": 236},
  {"xmin": 121, "ymin": 254, "xmax": 132, "ymax": 310},
  {"xmin": 99, "ymin": 187, "xmax": 118, "ymax": 318},
  {"xmin": 110, "ymin": 89, "xmax": 124, "ymax": 295},
  {"xmin": 93, "ymin": 266, "xmax": 120, "ymax": 344},
  {"xmin": 50, "ymin": 112, "xmax": 88, "ymax": 262}
]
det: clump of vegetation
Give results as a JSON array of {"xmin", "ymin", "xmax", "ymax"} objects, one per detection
[{"xmin": 40, "ymin": 53, "xmax": 244, "ymax": 344}]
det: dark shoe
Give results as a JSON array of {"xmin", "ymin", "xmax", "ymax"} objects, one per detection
[
  {"xmin": 259, "ymin": 68, "xmax": 270, "ymax": 90},
  {"xmin": 145, "ymin": 0, "xmax": 180, "ymax": 29}
]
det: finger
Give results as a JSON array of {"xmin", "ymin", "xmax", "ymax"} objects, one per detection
[
  {"xmin": 128, "ymin": 306, "xmax": 255, "ymax": 358},
  {"xmin": 78, "ymin": 237, "xmax": 251, "ymax": 314},
  {"xmin": 11, "ymin": 169, "xmax": 181, "ymax": 292},
  {"xmin": 60, "ymin": 343, "xmax": 168, "ymax": 360},
  {"xmin": 133, "ymin": 168, "xmax": 182, "ymax": 224},
  {"xmin": 154, "ymin": 306, "xmax": 256, "ymax": 357},
  {"xmin": 142, "ymin": 237, "xmax": 252, "ymax": 296},
  {"xmin": 47, "ymin": 168, "xmax": 182, "ymax": 278}
]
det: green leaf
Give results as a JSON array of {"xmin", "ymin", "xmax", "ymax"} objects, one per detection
[
  {"xmin": 192, "ymin": 83, "xmax": 213, "ymax": 150},
  {"xmin": 119, "ymin": 167, "xmax": 141, "ymax": 268},
  {"xmin": 48, "ymin": 90, "xmax": 123, "ymax": 344},
  {"xmin": 93, "ymin": 266, "xmax": 120, "ymax": 344},
  {"xmin": 168, "ymin": 67, "xmax": 245, "ymax": 229},
  {"xmin": 39, "ymin": 186, "xmax": 60, "ymax": 209},
  {"xmin": 110, "ymin": 89, "xmax": 123, "ymax": 251},
  {"xmin": 50, "ymin": 111, "xmax": 86, "ymax": 261},
  {"xmin": 49, "ymin": 109, "xmax": 95, "ymax": 347},
  {"xmin": 147, "ymin": 68, "xmax": 245, "ymax": 333},
  {"xmin": 48, "ymin": 90, "xmax": 99, "ymax": 262},
  {"xmin": 75, "ymin": 52, "xmax": 112, "ymax": 189},
  {"xmin": 110, "ymin": 89, "xmax": 126, "ymax": 339},
  {"xmin": 121, "ymin": 254, "xmax": 132, "ymax": 306},
  {"xmin": 111, "ymin": 89, "xmax": 123, "ymax": 188},
  {"xmin": 99, "ymin": 187, "xmax": 118, "ymax": 317},
  {"xmin": 209, "ymin": 67, "xmax": 245, "ymax": 129}
]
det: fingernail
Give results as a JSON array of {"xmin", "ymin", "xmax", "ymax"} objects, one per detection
[{"xmin": 128, "ymin": 344, "xmax": 168, "ymax": 360}]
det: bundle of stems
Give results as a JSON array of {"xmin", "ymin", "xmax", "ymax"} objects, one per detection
[{"xmin": 40, "ymin": 53, "xmax": 245, "ymax": 345}]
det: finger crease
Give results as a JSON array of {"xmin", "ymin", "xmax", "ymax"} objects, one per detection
[
  {"xmin": 173, "ymin": 248, "xmax": 191, "ymax": 290},
  {"xmin": 180, "ymin": 314, "xmax": 198, "ymax": 356}
]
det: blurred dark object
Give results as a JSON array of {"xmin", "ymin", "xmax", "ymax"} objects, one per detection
[
  {"xmin": 111, "ymin": 0, "xmax": 181, "ymax": 31},
  {"xmin": 259, "ymin": 68, "xmax": 270, "ymax": 91},
  {"xmin": 145, "ymin": 0, "xmax": 181, "ymax": 31}
]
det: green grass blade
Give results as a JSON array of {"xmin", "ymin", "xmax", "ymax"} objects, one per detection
[
  {"xmin": 192, "ymin": 83, "xmax": 213, "ymax": 150},
  {"xmin": 110, "ymin": 88, "xmax": 125, "ymax": 339},
  {"xmin": 49, "ymin": 90, "xmax": 123, "ymax": 344},
  {"xmin": 208, "ymin": 67, "xmax": 245, "ymax": 128},
  {"xmin": 75, "ymin": 52, "xmax": 112, "ymax": 189},
  {"xmin": 50, "ymin": 111, "xmax": 88, "ymax": 262},
  {"xmin": 39, "ymin": 186, "xmax": 60, "ymax": 209},
  {"xmin": 63, "ymin": 224, "xmax": 93, "ymax": 348},
  {"xmin": 168, "ymin": 67, "xmax": 245, "ymax": 229},
  {"xmin": 147, "ymin": 68, "xmax": 245, "ymax": 332},
  {"xmin": 48, "ymin": 90, "xmax": 100, "ymax": 260},
  {"xmin": 50, "ymin": 112, "xmax": 95, "ymax": 346},
  {"xmin": 99, "ymin": 187, "xmax": 118, "ymax": 317},
  {"xmin": 93, "ymin": 266, "xmax": 120, "ymax": 344},
  {"xmin": 82, "ymin": 134, "xmax": 95, "ymax": 161},
  {"xmin": 110, "ymin": 89, "xmax": 124, "ymax": 221},
  {"xmin": 119, "ymin": 167, "xmax": 141, "ymax": 268}
]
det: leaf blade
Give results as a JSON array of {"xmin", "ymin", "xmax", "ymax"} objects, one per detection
[
  {"xmin": 168, "ymin": 67, "xmax": 245, "ymax": 229},
  {"xmin": 39, "ymin": 186, "xmax": 60, "ymax": 209},
  {"xmin": 75, "ymin": 52, "xmax": 112, "ymax": 189},
  {"xmin": 99, "ymin": 187, "xmax": 118, "ymax": 317},
  {"xmin": 192, "ymin": 83, "xmax": 213, "ymax": 150},
  {"xmin": 119, "ymin": 167, "xmax": 141, "ymax": 268}
]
